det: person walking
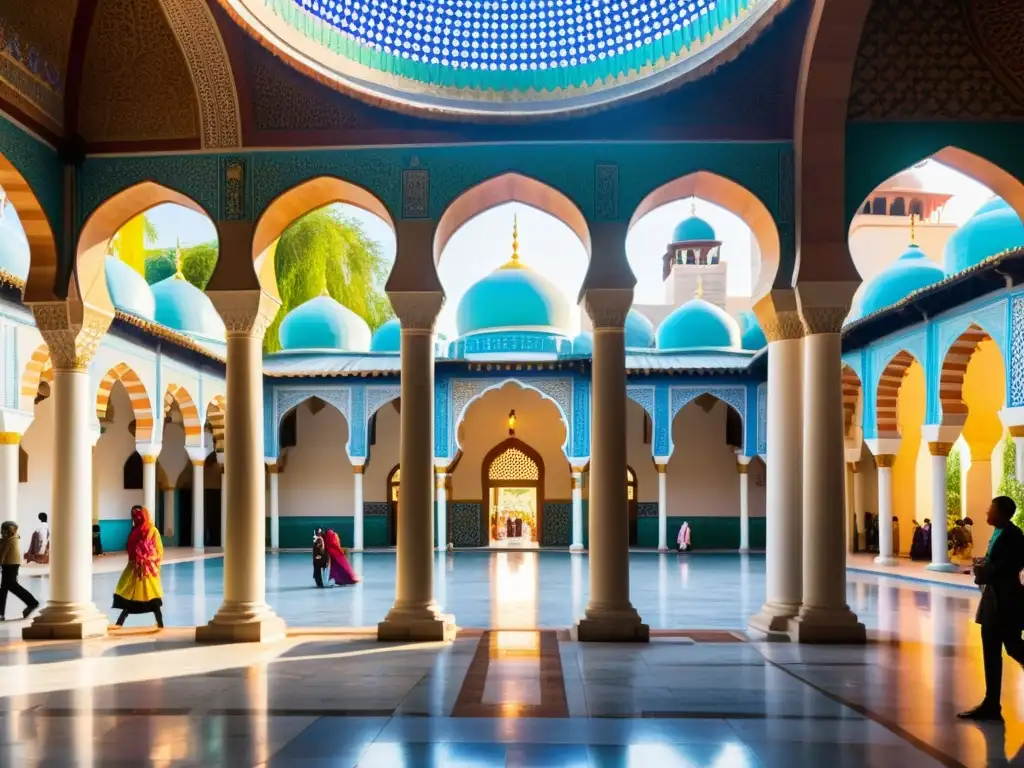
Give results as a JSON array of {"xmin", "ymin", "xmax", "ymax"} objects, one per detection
[
  {"xmin": 112, "ymin": 506, "xmax": 165, "ymax": 628},
  {"xmin": 958, "ymin": 496, "xmax": 1024, "ymax": 721},
  {"xmin": 23, "ymin": 512, "xmax": 49, "ymax": 564},
  {"xmin": 0, "ymin": 521, "xmax": 39, "ymax": 620},
  {"xmin": 312, "ymin": 528, "xmax": 328, "ymax": 588}
]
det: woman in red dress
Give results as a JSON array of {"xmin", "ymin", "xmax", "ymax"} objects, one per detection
[{"xmin": 323, "ymin": 529, "xmax": 359, "ymax": 586}]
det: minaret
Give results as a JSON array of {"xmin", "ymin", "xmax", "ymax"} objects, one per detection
[{"xmin": 663, "ymin": 199, "xmax": 727, "ymax": 309}]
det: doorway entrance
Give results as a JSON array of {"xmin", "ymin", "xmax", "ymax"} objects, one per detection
[
  {"xmin": 388, "ymin": 465, "xmax": 400, "ymax": 546},
  {"xmin": 483, "ymin": 438, "xmax": 543, "ymax": 548},
  {"xmin": 627, "ymin": 466, "xmax": 638, "ymax": 546}
]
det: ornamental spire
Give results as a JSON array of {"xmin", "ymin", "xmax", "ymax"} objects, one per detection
[
  {"xmin": 173, "ymin": 238, "xmax": 184, "ymax": 279},
  {"xmin": 501, "ymin": 214, "xmax": 525, "ymax": 269},
  {"xmin": 695, "ymin": 275, "xmax": 704, "ymax": 299},
  {"xmin": 909, "ymin": 212, "xmax": 917, "ymax": 244},
  {"xmin": 690, "ymin": 196, "xmax": 697, "ymax": 217}
]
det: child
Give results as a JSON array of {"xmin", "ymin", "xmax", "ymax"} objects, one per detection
[
  {"xmin": 312, "ymin": 529, "xmax": 327, "ymax": 588},
  {"xmin": 0, "ymin": 521, "xmax": 39, "ymax": 620}
]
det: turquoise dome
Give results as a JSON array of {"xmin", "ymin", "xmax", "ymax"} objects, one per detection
[
  {"xmin": 279, "ymin": 294, "xmax": 371, "ymax": 352},
  {"xmin": 859, "ymin": 243, "xmax": 945, "ymax": 318},
  {"xmin": 105, "ymin": 257, "xmax": 155, "ymax": 321},
  {"xmin": 151, "ymin": 274, "xmax": 225, "ymax": 341},
  {"xmin": 573, "ymin": 332, "xmax": 593, "ymax": 355},
  {"xmin": 456, "ymin": 261, "xmax": 570, "ymax": 337},
  {"xmin": 656, "ymin": 297, "xmax": 739, "ymax": 350},
  {"xmin": 370, "ymin": 317, "xmax": 400, "ymax": 352},
  {"xmin": 943, "ymin": 199, "xmax": 1024, "ymax": 274},
  {"xmin": 0, "ymin": 204, "xmax": 29, "ymax": 282},
  {"xmin": 625, "ymin": 309, "xmax": 656, "ymax": 348},
  {"xmin": 738, "ymin": 311, "xmax": 767, "ymax": 351},
  {"xmin": 671, "ymin": 216, "xmax": 717, "ymax": 243}
]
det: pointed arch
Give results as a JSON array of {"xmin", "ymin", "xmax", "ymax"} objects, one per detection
[
  {"xmin": 875, "ymin": 351, "xmax": 919, "ymax": 439},
  {"xmin": 1, "ymin": 150, "xmax": 58, "ymax": 302},
  {"xmin": 20, "ymin": 344, "xmax": 51, "ymax": 410},
  {"xmin": 77, "ymin": 181, "xmax": 212, "ymax": 313},
  {"xmin": 628, "ymin": 170, "xmax": 782, "ymax": 297},
  {"xmin": 96, "ymin": 364, "xmax": 155, "ymax": 441},
  {"xmin": 842, "ymin": 364, "xmax": 863, "ymax": 439},
  {"xmin": 206, "ymin": 393, "xmax": 226, "ymax": 454},
  {"xmin": 453, "ymin": 379, "xmax": 570, "ymax": 458},
  {"xmin": 164, "ymin": 384, "xmax": 203, "ymax": 446},
  {"xmin": 939, "ymin": 324, "xmax": 995, "ymax": 428},
  {"xmin": 434, "ymin": 172, "xmax": 591, "ymax": 264},
  {"xmin": 252, "ymin": 177, "xmax": 395, "ymax": 302}
]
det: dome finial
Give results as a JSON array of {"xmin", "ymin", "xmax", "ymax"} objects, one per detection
[
  {"xmin": 690, "ymin": 196, "xmax": 697, "ymax": 217},
  {"xmin": 173, "ymin": 238, "xmax": 185, "ymax": 280},
  {"xmin": 695, "ymin": 276, "xmax": 704, "ymax": 299},
  {"xmin": 909, "ymin": 213, "xmax": 917, "ymax": 244},
  {"xmin": 500, "ymin": 214, "xmax": 525, "ymax": 270}
]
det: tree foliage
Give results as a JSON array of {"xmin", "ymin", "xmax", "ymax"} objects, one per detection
[
  {"xmin": 111, "ymin": 214, "xmax": 159, "ymax": 277},
  {"xmin": 264, "ymin": 207, "xmax": 394, "ymax": 353},
  {"xmin": 998, "ymin": 435, "xmax": 1024, "ymax": 529},
  {"xmin": 144, "ymin": 242, "xmax": 217, "ymax": 289},
  {"xmin": 946, "ymin": 446, "xmax": 962, "ymax": 530}
]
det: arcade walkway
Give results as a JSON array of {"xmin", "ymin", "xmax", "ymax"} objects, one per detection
[{"xmin": 0, "ymin": 553, "xmax": 1013, "ymax": 766}]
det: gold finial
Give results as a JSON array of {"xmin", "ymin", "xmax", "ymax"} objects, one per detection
[
  {"xmin": 501, "ymin": 214, "xmax": 525, "ymax": 269},
  {"xmin": 909, "ymin": 212, "xmax": 917, "ymax": 244},
  {"xmin": 173, "ymin": 238, "xmax": 184, "ymax": 279},
  {"xmin": 695, "ymin": 276, "xmax": 704, "ymax": 299},
  {"xmin": 690, "ymin": 197, "xmax": 697, "ymax": 217}
]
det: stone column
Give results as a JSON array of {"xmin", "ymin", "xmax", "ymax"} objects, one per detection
[
  {"xmin": 0, "ymin": 432, "xmax": 21, "ymax": 528},
  {"xmin": 656, "ymin": 463, "xmax": 668, "ymax": 552},
  {"xmin": 749, "ymin": 295, "xmax": 804, "ymax": 638},
  {"xmin": 872, "ymin": 453, "xmax": 898, "ymax": 565},
  {"xmin": 267, "ymin": 463, "xmax": 280, "ymax": 550},
  {"xmin": 139, "ymin": 452, "xmax": 159, "ymax": 514},
  {"xmin": 434, "ymin": 468, "xmax": 447, "ymax": 551},
  {"xmin": 378, "ymin": 292, "xmax": 454, "ymax": 641},
  {"xmin": 352, "ymin": 464, "xmax": 364, "ymax": 551},
  {"xmin": 788, "ymin": 305, "xmax": 865, "ymax": 643},
  {"xmin": 190, "ymin": 458, "xmax": 205, "ymax": 550},
  {"xmin": 925, "ymin": 442, "xmax": 957, "ymax": 572},
  {"xmin": 737, "ymin": 456, "xmax": 751, "ymax": 553},
  {"xmin": 570, "ymin": 468, "xmax": 584, "ymax": 551},
  {"xmin": 197, "ymin": 291, "xmax": 285, "ymax": 643},
  {"xmin": 24, "ymin": 304, "xmax": 110, "ymax": 640},
  {"xmin": 577, "ymin": 288, "xmax": 648, "ymax": 642}
]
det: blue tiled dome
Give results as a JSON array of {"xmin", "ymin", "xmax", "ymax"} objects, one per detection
[
  {"xmin": 151, "ymin": 273, "xmax": 225, "ymax": 341},
  {"xmin": 370, "ymin": 317, "xmax": 400, "ymax": 352},
  {"xmin": 625, "ymin": 309, "xmax": 656, "ymax": 348},
  {"xmin": 0, "ymin": 203, "xmax": 30, "ymax": 282},
  {"xmin": 656, "ymin": 298, "xmax": 739, "ymax": 350},
  {"xmin": 572, "ymin": 331, "xmax": 593, "ymax": 355},
  {"xmin": 738, "ymin": 311, "xmax": 767, "ymax": 351},
  {"xmin": 671, "ymin": 215, "xmax": 716, "ymax": 243},
  {"xmin": 943, "ymin": 199, "xmax": 1024, "ymax": 274},
  {"xmin": 105, "ymin": 257, "xmax": 155, "ymax": 321},
  {"xmin": 279, "ymin": 293, "xmax": 371, "ymax": 352},
  {"xmin": 858, "ymin": 243, "xmax": 945, "ymax": 318}
]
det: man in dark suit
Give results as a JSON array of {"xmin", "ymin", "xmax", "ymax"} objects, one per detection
[{"xmin": 959, "ymin": 496, "xmax": 1024, "ymax": 721}]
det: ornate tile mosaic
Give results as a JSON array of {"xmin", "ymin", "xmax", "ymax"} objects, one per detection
[
  {"xmin": 1011, "ymin": 294, "xmax": 1024, "ymax": 407},
  {"xmin": 637, "ymin": 502, "xmax": 658, "ymax": 519},
  {"xmin": 363, "ymin": 502, "xmax": 388, "ymax": 518},
  {"xmin": 542, "ymin": 502, "xmax": 571, "ymax": 547},
  {"xmin": 450, "ymin": 502, "xmax": 482, "ymax": 547}
]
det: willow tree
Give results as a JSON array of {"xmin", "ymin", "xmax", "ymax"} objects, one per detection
[{"xmin": 264, "ymin": 207, "xmax": 393, "ymax": 353}]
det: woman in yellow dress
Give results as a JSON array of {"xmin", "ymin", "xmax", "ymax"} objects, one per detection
[{"xmin": 112, "ymin": 505, "xmax": 164, "ymax": 628}]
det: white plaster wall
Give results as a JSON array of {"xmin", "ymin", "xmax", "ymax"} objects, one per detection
[
  {"xmin": 159, "ymin": 418, "xmax": 189, "ymax": 488},
  {"xmin": 626, "ymin": 399, "xmax": 657, "ymax": 502},
  {"xmin": 365, "ymin": 399, "xmax": 401, "ymax": 503},
  {"xmin": 278, "ymin": 402, "xmax": 355, "ymax": 517},
  {"xmin": 451, "ymin": 384, "xmax": 571, "ymax": 501}
]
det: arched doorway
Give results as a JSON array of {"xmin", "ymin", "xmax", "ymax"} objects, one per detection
[
  {"xmin": 388, "ymin": 464, "xmax": 400, "ymax": 546},
  {"xmin": 483, "ymin": 438, "xmax": 544, "ymax": 548},
  {"xmin": 627, "ymin": 466, "xmax": 638, "ymax": 546}
]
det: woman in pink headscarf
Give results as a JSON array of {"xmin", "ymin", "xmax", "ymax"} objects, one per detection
[
  {"xmin": 677, "ymin": 521, "xmax": 691, "ymax": 552},
  {"xmin": 323, "ymin": 529, "xmax": 359, "ymax": 586}
]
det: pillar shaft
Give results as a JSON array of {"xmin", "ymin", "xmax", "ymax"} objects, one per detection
[
  {"xmin": 750, "ymin": 336, "xmax": 803, "ymax": 635},
  {"xmin": 197, "ymin": 300, "xmax": 285, "ymax": 643},
  {"xmin": 738, "ymin": 461, "xmax": 750, "ymax": 552},
  {"xmin": 875, "ymin": 457, "xmax": 897, "ymax": 565},
  {"xmin": 852, "ymin": 464, "xmax": 866, "ymax": 551},
  {"xmin": 378, "ymin": 292, "xmax": 453, "ymax": 642},
  {"xmin": 657, "ymin": 465, "xmax": 668, "ymax": 552},
  {"xmin": 353, "ymin": 467, "xmax": 364, "ymax": 550},
  {"xmin": 220, "ymin": 466, "xmax": 227, "ymax": 547},
  {"xmin": 192, "ymin": 461, "xmax": 205, "ymax": 550},
  {"xmin": 570, "ymin": 470, "xmax": 584, "ymax": 551},
  {"xmin": 0, "ymin": 435, "xmax": 20, "ymax": 528},
  {"xmin": 268, "ymin": 468, "xmax": 280, "ymax": 550},
  {"xmin": 788, "ymin": 332, "xmax": 865, "ymax": 643},
  {"xmin": 23, "ymin": 369, "xmax": 106, "ymax": 639},
  {"xmin": 435, "ymin": 470, "xmax": 447, "ymax": 551},
  {"xmin": 141, "ymin": 456, "xmax": 157, "ymax": 514},
  {"xmin": 577, "ymin": 290, "xmax": 647, "ymax": 642},
  {"xmin": 926, "ymin": 444, "xmax": 957, "ymax": 572}
]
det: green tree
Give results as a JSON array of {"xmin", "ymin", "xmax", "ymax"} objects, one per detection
[
  {"xmin": 998, "ymin": 435, "xmax": 1024, "ymax": 529},
  {"xmin": 946, "ymin": 446, "xmax": 962, "ymax": 530},
  {"xmin": 144, "ymin": 242, "xmax": 217, "ymax": 288},
  {"xmin": 264, "ymin": 207, "xmax": 393, "ymax": 353}
]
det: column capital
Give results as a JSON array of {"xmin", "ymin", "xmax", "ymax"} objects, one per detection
[
  {"xmin": 352, "ymin": 464, "xmax": 364, "ymax": 475},
  {"xmin": 921, "ymin": 424, "xmax": 962, "ymax": 445},
  {"xmin": 29, "ymin": 302, "xmax": 112, "ymax": 371},
  {"xmin": 570, "ymin": 464, "xmax": 588, "ymax": 474},
  {"xmin": 583, "ymin": 288, "xmax": 633, "ymax": 330},
  {"xmin": 208, "ymin": 289, "xmax": 280, "ymax": 338},
  {"xmin": 141, "ymin": 454, "xmax": 159, "ymax": 465},
  {"xmin": 186, "ymin": 446, "xmax": 209, "ymax": 464},
  {"xmin": 191, "ymin": 459, "xmax": 206, "ymax": 467},
  {"xmin": 387, "ymin": 291, "xmax": 444, "ymax": 333},
  {"xmin": 736, "ymin": 461, "xmax": 749, "ymax": 475},
  {"xmin": 874, "ymin": 454, "xmax": 896, "ymax": 469},
  {"xmin": 864, "ymin": 437, "xmax": 901, "ymax": 458},
  {"xmin": 1000, "ymin": 406, "xmax": 1024, "ymax": 433},
  {"xmin": 928, "ymin": 442, "xmax": 954, "ymax": 457},
  {"xmin": 0, "ymin": 432, "xmax": 21, "ymax": 445},
  {"xmin": 654, "ymin": 463, "xmax": 667, "ymax": 474},
  {"xmin": 752, "ymin": 290, "xmax": 803, "ymax": 342},
  {"xmin": 266, "ymin": 464, "xmax": 281, "ymax": 474},
  {"xmin": 794, "ymin": 281, "xmax": 858, "ymax": 335}
]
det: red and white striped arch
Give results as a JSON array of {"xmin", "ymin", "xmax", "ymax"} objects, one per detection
[
  {"xmin": 19, "ymin": 344, "xmax": 52, "ymax": 410},
  {"xmin": 841, "ymin": 365, "xmax": 862, "ymax": 439},
  {"xmin": 875, "ymin": 351, "xmax": 918, "ymax": 439},
  {"xmin": 939, "ymin": 324, "xmax": 992, "ymax": 428},
  {"xmin": 95, "ymin": 364, "xmax": 154, "ymax": 442},
  {"xmin": 206, "ymin": 394, "xmax": 226, "ymax": 454},
  {"xmin": 164, "ymin": 384, "xmax": 204, "ymax": 447}
]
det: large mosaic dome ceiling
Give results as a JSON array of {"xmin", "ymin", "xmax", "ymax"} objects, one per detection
[{"xmin": 222, "ymin": 0, "xmax": 784, "ymax": 117}]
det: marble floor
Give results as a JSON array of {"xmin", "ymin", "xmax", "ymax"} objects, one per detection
[{"xmin": 0, "ymin": 552, "xmax": 1018, "ymax": 766}]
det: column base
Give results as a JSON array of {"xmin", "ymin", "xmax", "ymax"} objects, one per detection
[
  {"xmin": 569, "ymin": 544, "xmax": 584, "ymax": 552},
  {"xmin": 748, "ymin": 601, "xmax": 800, "ymax": 640},
  {"xmin": 787, "ymin": 606, "xmax": 866, "ymax": 644},
  {"xmin": 658, "ymin": 546, "xmax": 669, "ymax": 553},
  {"xmin": 874, "ymin": 555, "xmax": 899, "ymax": 566},
  {"xmin": 195, "ymin": 602, "xmax": 286, "ymax": 644},
  {"xmin": 377, "ymin": 605, "xmax": 456, "ymax": 642},
  {"xmin": 739, "ymin": 547, "xmax": 750, "ymax": 554},
  {"xmin": 22, "ymin": 603, "xmax": 108, "ymax": 641},
  {"xmin": 925, "ymin": 562, "xmax": 959, "ymax": 573},
  {"xmin": 575, "ymin": 606, "xmax": 649, "ymax": 643}
]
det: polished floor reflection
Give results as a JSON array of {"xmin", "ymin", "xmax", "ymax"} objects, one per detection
[{"xmin": 0, "ymin": 554, "xmax": 1018, "ymax": 766}]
